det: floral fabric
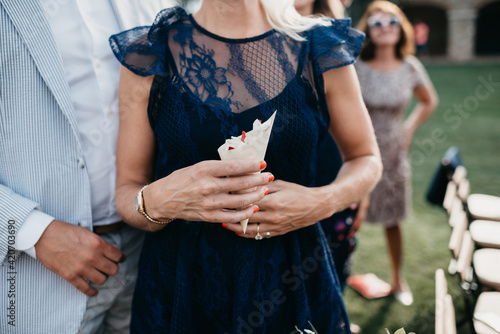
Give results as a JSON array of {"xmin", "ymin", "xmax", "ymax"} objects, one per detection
[{"xmin": 354, "ymin": 57, "xmax": 430, "ymax": 226}]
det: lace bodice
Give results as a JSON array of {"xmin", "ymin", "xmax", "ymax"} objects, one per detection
[{"xmin": 110, "ymin": 6, "xmax": 364, "ymax": 183}]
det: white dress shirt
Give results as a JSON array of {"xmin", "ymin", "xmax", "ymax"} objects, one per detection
[{"xmin": 15, "ymin": 0, "xmax": 127, "ymax": 257}]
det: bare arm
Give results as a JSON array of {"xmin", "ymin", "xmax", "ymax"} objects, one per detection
[
  {"xmin": 114, "ymin": 66, "xmax": 157, "ymax": 231},
  {"xmin": 115, "ymin": 67, "xmax": 273, "ymax": 232},
  {"xmin": 404, "ymin": 83, "xmax": 439, "ymax": 149},
  {"xmin": 322, "ymin": 64, "xmax": 382, "ymax": 212}
]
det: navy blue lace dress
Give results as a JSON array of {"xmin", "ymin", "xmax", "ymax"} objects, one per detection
[{"xmin": 110, "ymin": 7, "xmax": 364, "ymax": 334}]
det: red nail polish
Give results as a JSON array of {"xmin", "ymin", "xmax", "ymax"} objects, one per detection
[
  {"xmin": 222, "ymin": 224, "xmax": 228, "ymax": 229},
  {"xmin": 254, "ymin": 206, "xmax": 260, "ymax": 213},
  {"xmin": 268, "ymin": 175, "xmax": 274, "ymax": 182},
  {"xmin": 260, "ymin": 161, "xmax": 267, "ymax": 170},
  {"xmin": 264, "ymin": 188, "xmax": 269, "ymax": 195},
  {"xmin": 235, "ymin": 232, "xmax": 242, "ymax": 235}
]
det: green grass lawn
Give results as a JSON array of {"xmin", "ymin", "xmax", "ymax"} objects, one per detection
[{"xmin": 344, "ymin": 63, "xmax": 500, "ymax": 334}]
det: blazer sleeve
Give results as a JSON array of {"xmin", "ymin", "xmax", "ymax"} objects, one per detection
[{"xmin": 0, "ymin": 184, "xmax": 39, "ymax": 264}]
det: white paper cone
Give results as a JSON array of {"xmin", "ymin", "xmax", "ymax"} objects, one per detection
[
  {"xmin": 217, "ymin": 111, "xmax": 277, "ymax": 233},
  {"xmin": 241, "ymin": 218, "xmax": 249, "ymax": 234},
  {"xmin": 217, "ymin": 111, "xmax": 276, "ymax": 162}
]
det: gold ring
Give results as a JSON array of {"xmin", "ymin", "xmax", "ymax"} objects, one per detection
[
  {"xmin": 255, "ymin": 224, "xmax": 263, "ymax": 240},
  {"xmin": 265, "ymin": 232, "xmax": 271, "ymax": 239}
]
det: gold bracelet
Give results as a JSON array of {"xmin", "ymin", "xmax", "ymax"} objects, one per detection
[{"xmin": 134, "ymin": 185, "xmax": 174, "ymax": 225}]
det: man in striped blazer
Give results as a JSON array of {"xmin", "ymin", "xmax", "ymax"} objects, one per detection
[{"xmin": 0, "ymin": 0, "xmax": 170, "ymax": 333}]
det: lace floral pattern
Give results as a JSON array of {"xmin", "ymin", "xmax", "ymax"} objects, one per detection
[
  {"xmin": 109, "ymin": 6, "xmax": 364, "ymax": 333},
  {"xmin": 179, "ymin": 44, "xmax": 241, "ymax": 111}
]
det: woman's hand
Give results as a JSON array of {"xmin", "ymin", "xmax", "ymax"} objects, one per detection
[
  {"xmin": 223, "ymin": 180, "xmax": 335, "ymax": 238},
  {"xmin": 144, "ymin": 159, "xmax": 273, "ymax": 225}
]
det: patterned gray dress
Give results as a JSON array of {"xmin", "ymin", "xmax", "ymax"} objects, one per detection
[{"xmin": 354, "ymin": 56, "xmax": 430, "ymax": 226}]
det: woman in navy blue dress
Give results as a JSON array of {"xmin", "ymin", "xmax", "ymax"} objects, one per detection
[{"xmin": 110, "ymin": 0, "xmax": 382, "ymax": 332}]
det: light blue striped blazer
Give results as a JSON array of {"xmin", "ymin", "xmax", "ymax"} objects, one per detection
[{"xmin": 0, "ymin": 0, "xmax": 169, "ymax": 332}]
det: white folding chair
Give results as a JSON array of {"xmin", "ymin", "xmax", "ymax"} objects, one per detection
[
  {"xmin": 455, "ymin": 231, "xmax": 500, "ymax": 293},
  {"xmin": 452, "ymin": 165, "xmax": 467, "ymax": 186},
  {"xmin": 451, "ymin": 166, "xmax": 500, "ymax": 222},
  {"xmin": 443, "ymin": 181, "xmax": 458, "ymax": 215},
  {"xmin": 473, "ymin": 248, "xmax": 500, "ymax": 291},
  {"xmin": 454, "ymin": 234, "xmax": 500, "ymax": 334},
  {"xmin": 457, "ymin": 178, "xmax": 470, "ymax": 200},
  {"xmin": 468, "ymin": 194, "xmax": 500, "ymax": 222},
  {"xmin": 470, "ymin": 220, "xmax": 500, "ymax": 249},
  {"xmin": 474, "ymin": 292, "xmax": 500, "ymax": 334},
  {"xmin": 436, "ymin": 269, "xmax": 447, "ymax": 334},
  {"xmin": 455, "ymin": 231, "xmax": 475, "ymax": 286},
  {"xmin": 435, "ymin": 269, "xmax": 457, "ymax": 334},
  {"xmin": 448, "ymin": 209, "xmax": 468, "ymax": 263},
  {"xmin": 444, "ymin": 294, "xmax": 457, "ymax": 334},
  {"xmin": 447, "ymin": 205, "xmax": 500, "ymax": 333}
]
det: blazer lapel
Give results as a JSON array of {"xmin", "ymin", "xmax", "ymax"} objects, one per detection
[{"xmin": 1, "ymin": 0, "xmax": 80, "ymax": 139}]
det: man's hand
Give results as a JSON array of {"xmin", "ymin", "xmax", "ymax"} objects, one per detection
[{"xmin": 35, "ymin": 220, "xmax": 126, "ymax": 297}]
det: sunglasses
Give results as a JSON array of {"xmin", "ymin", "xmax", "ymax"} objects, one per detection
[{"xmin": 367, "ymin": 16, "xmax": 401, "ymax": 28}]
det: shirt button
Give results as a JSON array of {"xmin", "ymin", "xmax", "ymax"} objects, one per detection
[
  {"xmin": 107, "ymin": 108, "xmax": 114, "ymax": 115},
  {"xmin": 95, "ymin": 60, "xmax": 102, "ymax": 69},
  {"xmin": 79, "ymin": 221, "xmax": 88, "ymax": 228},
  {"xmin": 77, "ymin": 157, "xmax": 85, "ymax": 169}
]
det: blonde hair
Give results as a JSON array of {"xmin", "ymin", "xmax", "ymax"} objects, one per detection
[
  {"xmin": 357, "ymin": 0, "xmax": 415, "ymax": 59},
  {"xmin": 260, "ymin": 0, "xmax": 330, "ymax": 41}
]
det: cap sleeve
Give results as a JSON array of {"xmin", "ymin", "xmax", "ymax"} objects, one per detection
[
  {"xmin": 406, "ymin": 55, "xmax": 431, "ymax": 89},
  {"xmin": 109, "ymin": 6, "xmax": 188, "ymax": 77},
  {"xmin": 308, "ymin": 18, "xmax": 365, "ymax": 75}
]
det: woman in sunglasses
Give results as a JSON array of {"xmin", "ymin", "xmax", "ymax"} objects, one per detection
[{"xmin": 354, "ymin": 0, "xmax": 438, "ymax": 305}]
